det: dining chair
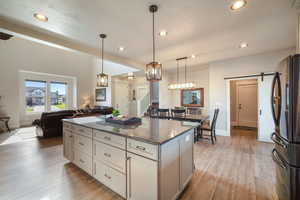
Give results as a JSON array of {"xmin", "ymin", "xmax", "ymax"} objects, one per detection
[
  {"xmin": 171, "ymin": 109, "xmax": 186, "ymax": 120},
  {"xmin": 187, "ymin": 107, "xmax": 202, "ymax": 115},
  {"xmin": 157, "ymin": 108, "xmax": 170, "ymax": 119},
  {"xmin": 198, "ymin": 108, "xmax": 219, "ymax": 144}
]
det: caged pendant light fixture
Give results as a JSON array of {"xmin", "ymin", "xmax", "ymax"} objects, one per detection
[
  {"xmin": 97, "ymin": 34, "xmax": 109, "ymax": 87},
  {"xmin": 145, "ymin": 5, "xmax": 162, "ymax": 81}
]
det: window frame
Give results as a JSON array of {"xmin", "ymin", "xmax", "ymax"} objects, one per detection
[
  {"xmin": 49, "ymin": 81, "xmax": 68, "ymax": 112},
  {"xmin": 20, "ymin": 71, "xmax": 75, "ymax": 116},
  {"xmin": 25, "ymin": 79, "xmax": 47, "ymax": 114}
]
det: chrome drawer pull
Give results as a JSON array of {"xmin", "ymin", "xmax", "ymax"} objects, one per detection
[
  {"xmin": 104, "ymin": 153, "xmax": 111, "ymax": 158},
  {"xmin": 104, "ymin": 174, "xmax": 111, "ymax": 179},
  {"xmin": 79, "ymin": 142, "xmax": 84, "ymax": 146},
  {"xmin": 79, "ymin": 159, "xmax": 85, "ymax": 163},
  {"xmin": 104, "ymin": 136, "xmax": 111, "ymax": 141},
  {"xmin": 136, "ymin": 145, "xmax": 146, "ymax": 151}
]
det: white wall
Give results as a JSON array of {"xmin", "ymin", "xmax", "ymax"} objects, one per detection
[
  {"xmin": 160, "ymin": 65, "xmax": 210, "ymax": 115},
  {"xmin": 0, "ymin": 37, "xmax": 95, "ymax": 128},
  {"xmin": 0, "ymin": 37, "xmax": 136, "ymax": 129},
  {"xmin": 159, "ymin": 72, "xmax": 172, "ymax": 109},
  {"xmin": 209, "ymin": 48, "xmax": 295, "ymax": 136}
]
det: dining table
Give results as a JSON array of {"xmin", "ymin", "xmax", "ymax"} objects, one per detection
[
  {"xmin": 150, "ymin": 113, "xmax": 209, "ymax": 142},
  {"xmin": 183, "ymin": 114, "xmax": 209, "ymax": 123}
]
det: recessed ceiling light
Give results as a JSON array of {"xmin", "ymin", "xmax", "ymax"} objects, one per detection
[
  {"xmin": 33, "ymin": 13, "xmax": 48, "ymax": 22},
  {"xmin": 119, "ymin": 46, "xmax": 125, "ymax": 51},
  {"xmin": 230, "ymin": 0, "xmax": 247, "ymax": 11},
  {"xmin": 239, "ymin": 43, "xmax": 248, "ymax": 48},
  {"xmin": 159, "ymin": 30, "xmax": 167, "ymax": 37},
  {"xmin": 191, "ymin": 54, "xmax": 196, "ymax": 59}
]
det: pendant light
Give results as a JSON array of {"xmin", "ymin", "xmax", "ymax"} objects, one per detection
[
  {"xmin": 168, "ymin": 57, "xmax": 195, "ymax": 90},
  {"xmin": 146, "ymin": 5, "xmax": 162, "ymax": 81},
  {"xmin": 127, "ymin": 72, "xmax": 135, "ymax": 80},
  {"xmin": 97, "ymin": 34, "xmax": 109, "ymax": 87}
]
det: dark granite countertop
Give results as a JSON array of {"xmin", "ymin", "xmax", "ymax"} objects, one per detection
[{"xmin": 62, "ymin": 117, "xmax": 199, "ymax": 145}]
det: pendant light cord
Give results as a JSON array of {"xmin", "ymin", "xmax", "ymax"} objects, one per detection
[
  {"xmin": 177, "ymin": 60, "xmax": 179, "ymax": 84},
  {"xmin": 185, "ymin": 58, "xmax": 187, "ymax": 83},
  {"xmin": 152, "ymin": 11, "xmax": 155, "ymax": 63},
  {"xmin": 101, "ymin": 37, "xmax": 104, "ymax": 73}
]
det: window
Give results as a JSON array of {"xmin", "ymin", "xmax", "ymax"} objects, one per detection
[
  {"xmin": 50, "ymin": 82, "xmax": 67, "ymax": 111},
  {"xmin": 25, "ymin": 79, "xmax": 69, "ymax": 114},
  {"xmin": 25, "ymin": 80, "xmax": 46, "ymax": 113}
]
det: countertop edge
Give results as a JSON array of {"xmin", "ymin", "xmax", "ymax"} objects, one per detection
[{"xmin": 62, "ymin": 119, "xmax": 197, "ymax": 145}]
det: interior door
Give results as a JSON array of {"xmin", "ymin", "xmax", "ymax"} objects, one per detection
[
  {"xmin": 237, "ymin": 83, "xmax": 258, "ymax": 127},
  {"xmin": 258, "ymin": 76, "xmax": 275, "ymax": 142}
]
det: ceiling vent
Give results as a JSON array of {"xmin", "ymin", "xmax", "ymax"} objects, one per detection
[
  {"xmin": 0, "ymin": 32, "xmax": 13, "ymax": 40},
  {"xmin": 291, "ymin": 0, "xmax": 300, "ymax": 8}
]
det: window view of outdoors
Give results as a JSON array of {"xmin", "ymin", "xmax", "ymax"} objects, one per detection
[
  {"xmin": 25, "ymin": 80, "xmax": 46, "ymax": 113},
  {"xmin": 50, "ymin": 82, "xmax": 67, "ymax": 111}
]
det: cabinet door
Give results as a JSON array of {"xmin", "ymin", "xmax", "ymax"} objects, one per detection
[
  {"xmin": 127, "ymin": 153, "xmax": 158, "ymax": 200},
  {"xmin": 179, "ymin": 131, "xmax": 193, "ymax": 189},
  {"xmin": 63, "ymin": 130, "xmax": 73, "ymax": 161}
]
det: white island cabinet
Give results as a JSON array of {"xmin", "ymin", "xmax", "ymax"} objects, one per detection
[{"xmin": 63, "ymin": 118, "xmax": 195, "ymax": 200}]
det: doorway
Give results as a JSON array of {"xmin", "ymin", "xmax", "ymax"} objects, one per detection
[
  {"xmin": 112, "ymin": 79, "xmax": 130, "ymax": 115},
  {"xmin": 230, "ymin": 79, "xmax": 258, "ymax": 137},
  {"xmin": 227, "ymin": 76, "xmax": 275, "ymax": 142}
]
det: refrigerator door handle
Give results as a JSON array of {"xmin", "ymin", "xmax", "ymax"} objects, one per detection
[
  {"xmin": 271, "ymin": 132, "xmax": 287, "ymax": 149},
  {"xmin": 270, "ymin": 72, "xmax": 282, "ymax": 126},
  {"xmin": 272, "ymin": 149, "xmax": 287, "ymax": 169}
]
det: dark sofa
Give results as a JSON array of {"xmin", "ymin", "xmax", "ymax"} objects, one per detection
[{"xmin": 34, "ymin": 107, "xmax": 113, "ymax": 138}]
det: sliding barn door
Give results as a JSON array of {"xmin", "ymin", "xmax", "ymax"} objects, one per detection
[{"xmin": 258, "ymin": 76, "xmax": 275, "ymax": 142}]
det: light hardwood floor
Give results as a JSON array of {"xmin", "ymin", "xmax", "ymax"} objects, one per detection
[{"xmin": 0, "ymin": 128, "xmax": 277, "ymax": 200}]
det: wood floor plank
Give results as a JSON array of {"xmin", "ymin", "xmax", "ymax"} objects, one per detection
[{"xmin": 0, "ymin": 128, "xmax": 277, "ymax": 200}]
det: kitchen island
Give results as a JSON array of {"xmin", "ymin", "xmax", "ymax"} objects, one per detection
[{"xmin": 62, "ymin": 116, "xmax": 199, "ymax": 200}]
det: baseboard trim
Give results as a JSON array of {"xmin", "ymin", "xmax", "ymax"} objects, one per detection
[
  {"xmin": 216, "ymin": 129, "xmax": 229, "ymax": 136},
  {"xmin": 231, "ymin": 121, "xmax": 237, "ymax": 126}
]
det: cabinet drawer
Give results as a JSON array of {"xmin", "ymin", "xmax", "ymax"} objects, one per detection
[
  {"xmin": 73, "ymin": 125, "xmax": 92, "ymax": 138},
  {"xmin": 94, "ymin": 141, "xmax": 126, "ymax": 173},
  {"xmin": 74, "ymin": 150, "xmax": 92, "ymax": 175},
  {"xmin": 94, "ymin": 161, "xmax": 126, "ymax": 198},
  {"xmin": 74, "ymin": 134, "xmax": 92, "ymax": 156},
  {"xmin": 127, "ymin": 139, "xmax": 158, "ymax": 160},
  {"xmin": 63, "ymin": 129, "xmax": 73, "ymax": 138},
  {"xmin": 93, "ymin": 130, "xmax": 125, "ymax": 149},
  {"xmin": 63, "ymin": 122, "xmax": 73, "ymax": 132}
]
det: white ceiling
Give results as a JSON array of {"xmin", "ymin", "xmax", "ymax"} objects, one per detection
[{"xmin": 0, "ymin": 0, "xmax": 297, "ymax": 70}]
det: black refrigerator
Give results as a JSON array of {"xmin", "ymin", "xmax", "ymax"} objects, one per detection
[{"xmin": 271, "ymin": 54, "xmax": 300, "ymax": 200}]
